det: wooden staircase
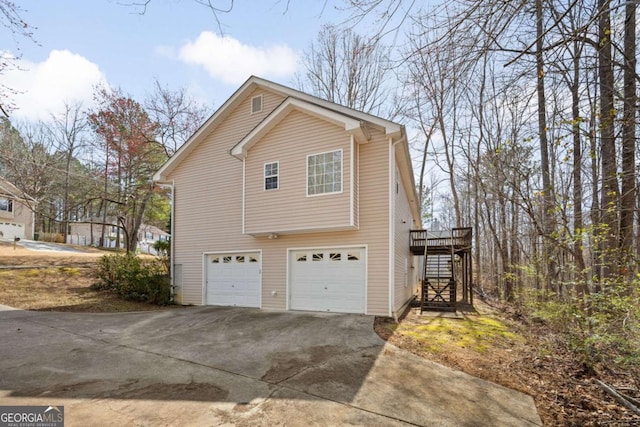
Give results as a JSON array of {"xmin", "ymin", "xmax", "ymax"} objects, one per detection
[
  {"xmin": 410, "ymin": 227, "xmax": 473, "ymax": 313},
  {"xmin": 422, "ymin": 253, "xmax": 456, "ymax": 312}
]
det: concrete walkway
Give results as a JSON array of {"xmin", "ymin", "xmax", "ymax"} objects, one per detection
[{"xmin": 0, "ymin": 306, "xmax": 542, "ymax": 426}]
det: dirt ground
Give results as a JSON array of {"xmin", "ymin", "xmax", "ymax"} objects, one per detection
[
  {"xmin": 2, "ymin": 241, "xmax": 639, "ymax": 424},
  {"xmin": 375, "ymin": 301, "xmax": 640, "ymax": 426}
]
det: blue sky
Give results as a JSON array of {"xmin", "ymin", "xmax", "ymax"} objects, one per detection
[{"xmin": 4, "ymin": 0, "xmax": 355, "ymax": 121}]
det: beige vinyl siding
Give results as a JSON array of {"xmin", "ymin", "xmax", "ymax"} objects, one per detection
[
  {"xmin": 393, "ymin": 163, "xmax": 418, "ymax": 315},
  {"xmin": 170, "ymin": 88, "xmax": 286, "ymax": 305},
  {"xmin": 167, "ymin": 87, "xmax": 392, "ymax": 315},
  {"xmin": 244, "ymin": 110, "xmax": 352, "ymax": 234},
  {"xmin": 355, "ymin": 132, "xmax": 390, "ymax": 314}
]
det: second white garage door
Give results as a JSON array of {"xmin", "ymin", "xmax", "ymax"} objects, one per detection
[
  {"xmin": 289, "ymin": 247, "xmax": 366, "ymax": 314},
  {"xmin": 206, "ymin": 252, "xmax": 261, "ymax": 307}
]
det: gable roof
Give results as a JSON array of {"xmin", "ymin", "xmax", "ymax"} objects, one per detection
[
  {"xmin": 231, "ymin": 97, "xmax": 372, "ymax": 159},
  {"xmin": 152, "ymin": 75, "xmax": 421, "ymax": 226},
  {"xmin": 0, "ymin": 176, "xmax": 35, "ymax": 202},
  {"xmin": 153, "ymin": 76, "xmax": 402, "ymax": 182}
]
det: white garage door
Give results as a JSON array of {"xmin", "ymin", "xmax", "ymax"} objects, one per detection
[
  {"xmin": 0, "ymin": 222, "xmax": 25, "ymax": 240},
  {"xmin": 290, "ymin": 247, "xmax": 366, "ymax": 314},
  {"xmin": 206, "ymin": 252, "xmax": 261, "ymax": 308}
]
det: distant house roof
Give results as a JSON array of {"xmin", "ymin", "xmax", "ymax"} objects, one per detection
[
  {"xmin": 0, "ymin": 176, "xmax": 36, "ymax": 202},
  {"xmin": 139, "ymin": 224, "xmax": 170, "ymax": 236}
]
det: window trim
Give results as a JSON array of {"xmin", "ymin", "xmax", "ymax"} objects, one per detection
[
  {"xmin": 264, "ymin": 161, "xmax": 279, "ymax": 191},
  {"xmin": 0, "ymin": 198, "xmax": 12, "ymax": 213},
  {"xmin": 251, "ymin": 95, "xmax": 263, "ymax": 114},
  {"xmin": 306, "ymin": 149, "xmax": 343, "ymax": 197}
]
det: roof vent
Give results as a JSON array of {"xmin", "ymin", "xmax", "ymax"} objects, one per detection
[{"xmin": 251, "ymin": 95, "xmax": 263, "ymax": 114}]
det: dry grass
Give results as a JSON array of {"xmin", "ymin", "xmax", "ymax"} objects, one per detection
[{"xmin": 0, "ymin": 241, "xmax": 173, "ymax": 312}]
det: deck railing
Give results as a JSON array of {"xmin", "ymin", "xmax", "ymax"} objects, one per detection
[{"xmin": 410, "ymin": 227, "xmax": 472, "ymax": 253}]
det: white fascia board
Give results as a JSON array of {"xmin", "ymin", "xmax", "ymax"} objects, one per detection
[
  {"xmin": 253, "ymin": 77, "xmax": 402, "ymax": 136},
  {"xmin": 154, "ymin": 78, "xmax": 260, "ymax": 181},
  {"xmin": 231, "ymin": 98, "xmax": 367, "ymax": 159}
]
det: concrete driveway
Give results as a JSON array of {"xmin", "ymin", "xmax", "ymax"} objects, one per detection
[
  {"xmin": 0, "ymin": 306, "xmax": 541, "ymax": 426},
  {"xmin": 14, "ymin": 239, "xmax": 94, "ymax": 254}
]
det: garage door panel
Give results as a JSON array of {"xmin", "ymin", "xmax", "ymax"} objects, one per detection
[
  {"xmin": 0, "ymin": 222, "xmax": 25, "ymax": 240},
  {"xmin": 290, "ymin": 247, "xmax": 366, "ymax": 314},
  {"xmin": 206, "ymin": 252, "xmax": 261, "ymax": 308}
]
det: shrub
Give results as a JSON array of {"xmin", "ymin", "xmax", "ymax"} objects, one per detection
[
  {"xmin": 38, "ymin": 232, "xmax": 64, "ymax": 243},
  {"xmin": 153, "ymin": 239, "xmax": 170, "ymax": 273},
  {"xmin": 527, "ymin": 282, "xmax": 640, "ymax": 369},
  {"xmin": 94, "ymin": 253, "xmax": 172, "ymax": 305}
]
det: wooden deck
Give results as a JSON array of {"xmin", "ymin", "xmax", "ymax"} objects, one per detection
[
  {"xmin": 410, "ymin": 227, "xmax": 474, "ymax": 312},
  {"xmin": 410, "ymin": 227, "xmax": 473, "ymax": 255}
]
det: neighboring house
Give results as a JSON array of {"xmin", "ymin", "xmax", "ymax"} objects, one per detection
[
  {"xmin": 0, "ymin": 176, "xmax": 35, "ymax": 240},
  {"xmin": 69, "ymin": 220, "xmax": 169, "ymax": 254},
  {"xmin": 138, "ymin": 224, "xmax": 170, "ymax": 255},
  {"xmin": 153, "ymin": 76, "xmax": 422, "ymax": 317},
  {"xmin": 68, "ymin": 219, "xmax": 120, "ymax": 247}
]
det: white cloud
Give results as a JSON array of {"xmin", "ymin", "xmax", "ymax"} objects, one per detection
[
  {"xmin": 3, "ymin": 49, "xmax": 107, "ymax": 122},
  {"xmin": 178, "ymin": 31, "xmax": 298, "ymax": 85}
]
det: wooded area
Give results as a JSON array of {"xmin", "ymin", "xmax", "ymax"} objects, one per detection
[
  {"xmin": 0, "ymin": 82, "xmax": 209, "ymax": 252},
  {"xmin": 1, "ymin": 0, "xmax": 638, "ymax": 373},
  {"xmin": 314, "ymin": 0, "xmax": 640, "ymax": 370}
]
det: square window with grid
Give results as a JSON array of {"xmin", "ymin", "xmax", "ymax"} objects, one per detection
[
  {"xmin": 307, "ymin": 150, "xmax": 342, "ymax": 195},
  {"xmin": 264, "ymin": 162, "xmax": 279, "ymax": 190}
]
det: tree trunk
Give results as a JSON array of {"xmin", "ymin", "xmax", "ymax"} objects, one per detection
[
  {"xmin": 598, "ymin": 0, "xmax": 620, "ymax": 280},
  {"xmin": 571, "ymin": 40, "xmax": 588, "ymax": 297},
  {"xmin": 620, "ymin": 0, "xmax": 636, "ymax": 277},
  {"xmin": 536, "ymin": 0, "xmax": 556, "ymax": 294}
]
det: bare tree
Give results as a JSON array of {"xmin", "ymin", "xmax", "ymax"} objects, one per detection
[
  {"xmin": 51, "ymin": 102, "xmax": 88, "ymax": 242},
  {"xmin": 144, "ymin": 80, "xmax": 210, "ymax": 157},
  {"xmin": 619, "ymin": 0, "xmax": 636, "ymax": 272},
  {"xmin": 89, "ymin": 86, "xmax": 166, "ymax": 253},
  {"xmin": 0, "ymin": 0, "xmax": 37, "ymax": 116},
  {"xmin": 295, "ymin": 24, "xmax": 393, "ymax": 116},
  {"xmin": 597, "ymin": 0, "xmax": 619, "ymax": 279}
]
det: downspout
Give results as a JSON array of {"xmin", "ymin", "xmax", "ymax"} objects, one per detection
[
  {"xmin": 242, "ymin": 158, "xmax": 246, "ymax": 234},
  {"xmin": 389, "ymin": 136, "xmax": 404, "ymax": 318},
  {"xmin": 156, "ymin": 180, "xmax": 176, "ymax": 301},
  {"xmin": 350, "ymin": 135, "xmax": 355, "ymax": 228},
  {"xmin": 169, "ymin": 180, "xmax": 175, "ymax": 302}
]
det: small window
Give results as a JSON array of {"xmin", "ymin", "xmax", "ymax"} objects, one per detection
[
  {"xmin": 264, "ymin": 162, "xmax": 279, "ymax": 190},
  {"xmin": 307, "ymin": 150, "xmax": 342, "ymax": 196},
  {"xmin": 0, "ymin": 198, "xmax": 12, "ymax": 212},
  {"xmin": 348, "ymin": 252, "xmax": 360, "ymax": 261},
  {"xmin": 211, "ymin": 256, "xmax": 220, "ymax": 263},
  {"xmin": 330, "ymin": 253, "xmax": 341, "ymax": 261},
  {"xmin": 312, "ymin": 253, "xmax": 324, "ymax": 261},
  {"xmin": 249, "ymin": 256, "xmax": 259, "ymax": 263},
  {"xmin": 296, "ymin": 253, "xmax": 307, "ymax": 262},
  {"xmin": 236, "ymin": 256, "xmax": 245, "ymax": 263},
  {"xmin": 251, "ymin": 95, "xmax": 263, "ymax": 113},
  {"xmin": 223, "ymin": 256, "xmax": 232, "ymax": 263}
]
